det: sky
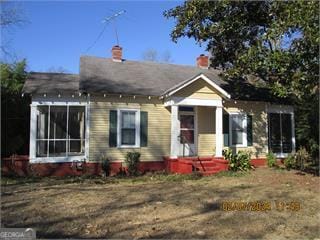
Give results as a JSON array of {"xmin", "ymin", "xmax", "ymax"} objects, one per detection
[{"xmin": 2, "ymin": 1, "xmax": 207, "ymax": 73}]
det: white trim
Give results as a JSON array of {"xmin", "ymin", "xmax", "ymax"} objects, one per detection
[
  {"xmin": 164, "ymin": 97, "xmax": 223, "ymax": 107},
  {"xmin": 164, "ymin": 74, "xmax": 231, "ymax": 99},
  {"xmin": 117, "ymin": 108, "xmax": 140, "ymax": 148},
  {"xmin": 170, "ymin": 105, "xmax": 179, "ymax": 158},
  {"xmin": 31, "ymin": 101, "xmax": 87, "ymax": 106},
  {"xmin": 29, "ymin": 105, "xmax": 37, "ymax": 161},
  {"xmin": 291, "ymin": 112, "xmax": 296, "ymax": 153},
  {"xmin": 31, "ymin": 156, "xmax": 86, "ymax": 164},
  {"xmin": 215, "ymin": 106, "xmax": 223, "ymax": 157},
  {"xmin": 194, "ymin": 106, "xmax": 198, "ymax": 156},
  {"xmin": 266, "ymin": 104, "xmax": 294, "ymax": 114},
  {"xmin": 29, "ymin": 100, "xmax": 88, "ymax": 163},
  {"xmin": 85, "ymin": 97, "xmax": 90, "ymax": 161},
  {"xmin": 229, "ymin": 113, "xmax": 247, "ymax": 147}
]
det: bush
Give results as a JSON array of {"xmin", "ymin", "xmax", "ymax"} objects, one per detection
[
  {"xmin": 101, "ymin": 157, "xmax": 111, "ymax": 177},
  {"xmin": 223, "ymin": 149, "xmax": 252, "ymax": 172},
  {"xmin": 267, "ymin": 152, "xmax": 276, "ymax": 168},
  {"xmin": 124, "ymin": 151, "xmax": 141, "ymax": 176},
  {"xmin": 295, "ymin": 147, "xmax": 311, "ymax": 170},
  {"xmin": 284, "ymin": 154, "xmax": 295, "ymax": 170}
]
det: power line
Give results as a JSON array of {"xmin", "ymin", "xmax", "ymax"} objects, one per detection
[{"xmin": 84, "ymin": 10, "xmax": 126, "ymax": 54}]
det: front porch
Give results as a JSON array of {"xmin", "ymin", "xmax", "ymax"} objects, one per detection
[{"xmin": 166, "ymin": 101, "xmax": 224, "ymax": 159}]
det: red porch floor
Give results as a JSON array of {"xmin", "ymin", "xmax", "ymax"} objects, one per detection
[
  {"xmin": 164, "ymin": 156, "xmax": 269, "ymax": 176},
  {"xmin": 164, "ymin": 156, "xmax": 229, "ymax": 176}
]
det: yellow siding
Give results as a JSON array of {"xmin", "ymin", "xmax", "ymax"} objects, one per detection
[
  {"xmin": 197, "ymin": 106, "xmax": 216, "ymax": 156},
  {"xmin": 89, "ymin": 96, "xmax": 171, "ymax": 162},
  {"xmin": 223, "ymin": 101, "xmax": 268, "ymax": 158},
  {"xmin": 174, "ymin": 79, "xmax": 222, "ymax": 100},
  {"xmin": 88, "ymin": 95, "xmax": 268, "ymax": 161}
]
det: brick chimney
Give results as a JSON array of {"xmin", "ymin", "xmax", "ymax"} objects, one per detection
[
  {"xmin": 111, "ymin": 45, "xmax": 122, "ymax": 62},
  {"xmin": 196, "ymin": 54, "xmax": 209, "ymax": 69}
]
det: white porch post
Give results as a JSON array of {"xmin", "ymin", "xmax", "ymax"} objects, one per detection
[
  {"xmin": 29, "ymin": 104, "xmax": 37, "ymax": 162},
  {"xmin": 215, "ymin": 106, "xmax": 223, "ymax": 157},
  {"xmin": 170, "ymin": 105, "xmax": 179, "ymax": 158}
]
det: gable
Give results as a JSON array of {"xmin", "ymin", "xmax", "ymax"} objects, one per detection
[{"xmin": 172, "ymin": 78, "xmax": 223, "ymax": 100}]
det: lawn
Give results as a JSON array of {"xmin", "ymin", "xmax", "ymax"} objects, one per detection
[{"xmin": 1, "ymin": 168, "xmax": 319, "ymax": 239}]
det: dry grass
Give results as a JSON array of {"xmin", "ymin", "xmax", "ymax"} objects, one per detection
[{"xmin": 1, "ymin": 168, "xmax": 319, "ymax": 239}]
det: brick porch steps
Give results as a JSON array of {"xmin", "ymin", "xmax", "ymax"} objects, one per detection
[{"xmin": 166, "ymin": 157, "xmax": 229, "ymax": 176}]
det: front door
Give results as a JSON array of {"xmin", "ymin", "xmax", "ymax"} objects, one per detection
[{"xmin": 179, "ymin": 110, "xmax": 196, "ymax": 156}]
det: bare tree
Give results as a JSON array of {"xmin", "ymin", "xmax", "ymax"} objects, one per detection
[
  {"xmin": 161, "ymin": 50, "xmax": 173, "ymax": 63},
  {"xmin": 46, "ymin": 66, "xmax": 70, "ymax": 73},
  {"xmin": 1, "ymin": 0, "xmax": 28, "ymax": 59},
  {"xmin": 142, "ymin": 48, "xmax": 158, "ymax": 62}
]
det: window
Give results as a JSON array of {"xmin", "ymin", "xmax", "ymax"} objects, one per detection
[
  {"xmin": 230, "ymin": 114, "xmax": 247, "ymax": 146},
  {"xmin": 36, "ymin": 105, "xmax": 86, "ymax": 157},
  {"xmin": 119, "ymin": 110, "xmax": 139, "ymax": 147},
  {"xmin": 268, "ymin": 113, "xmax": 293, "ymax": 154}
]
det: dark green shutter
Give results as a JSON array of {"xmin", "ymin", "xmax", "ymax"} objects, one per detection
[
  {"xmin": 223, "ymin": 114, "xmax": 229, "ymax": 146},
  {"xmin": 140, "ymin": 111, "xmax": 148, "ymax": 147},
  {"xmin": 109, "ymin": 110, "xmax": 117, "ymax": 147},
  {"xmin": 247, "ymin": 115, "xmax": 253, "ymax": 146}
]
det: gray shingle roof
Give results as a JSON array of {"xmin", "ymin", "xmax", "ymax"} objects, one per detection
[
  {"xmin": 79, "ymin": 56, "xmax": 225, "ymax": 96},
  {"xmin": 23, "ymin": 72, "xmax": 79, "ymax": 94},
  {"xmin": 24, "ymin": 55, "xmax": 283, "ymax": 102}
]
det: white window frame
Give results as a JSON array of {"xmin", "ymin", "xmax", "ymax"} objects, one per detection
[
  {"xmin": 29, "ymin": 100, "xmax": 88, "ymax": 163},
  {"xmin": 229, "ymin": 113, "xmax": 247, "ymax": 147},
  {"xmin": 117, "ymin": 109, "xmax": 140, "ymax": 148}
]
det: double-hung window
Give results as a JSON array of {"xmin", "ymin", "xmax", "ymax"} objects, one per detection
[
  {"xmin": 118, "ymin": 110, "xmax": 140, "ymax": 147},
  {"xmin": 229, "ymin": 114, "xmax": 247, "ymax": 147},
  {"xmin": 35, "ymin": 105, "xmax": 86, "ymax": 158}
]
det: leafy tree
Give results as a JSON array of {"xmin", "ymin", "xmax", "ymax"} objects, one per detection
[
  {"xmin": 164, "ymin": 0, "xmax": 319, "ymax": 157},
  {"xmin": 1, "ymin": 60, "xmax": 30, "ymax": 156}
]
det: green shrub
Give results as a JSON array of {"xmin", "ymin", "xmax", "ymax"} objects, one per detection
[
  {"xmin": 284, "ymin": 154, "xmax": 295, "ymax": 170},
  {"xmin": 267, "ymin": 152, "xmax": 276, "ymax": 168},
  {"xmin": 101, "ymin": 157, "xmax": 111, "ymax": 177},
  {"xmin": 223, "ymin": 149, "xmax": 252, "ymax": 172},
  {"xmin": 124, "ymin": 151, "xmax": 141, "ymax": 176},
  {"xmin": 295, "ymin": 147, "xmax": 311, "ymax": 170}
]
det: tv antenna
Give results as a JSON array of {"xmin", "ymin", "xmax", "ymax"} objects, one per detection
[{"xmin": 84, "ymin": 10, "xmax": 126, "ymax": 53}]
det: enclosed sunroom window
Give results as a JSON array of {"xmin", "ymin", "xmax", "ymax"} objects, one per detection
[{"xmin": 36, "ymin": 105, "xmax": 85, "ymax": 157}]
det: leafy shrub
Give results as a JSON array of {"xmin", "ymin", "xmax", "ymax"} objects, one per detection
[
  {"xmin": 101, "ymin": 157, "xmax": 111, "ymax": 177},
  {"xmin": 267, "ymin": 152, "xmax": 276, "ymax": 168},
  {"xmin": 295, "ymin": 147, "xmax": 311, "ymax": 170},
  {"xmin": 284, "ymin": 154, "xmax": 295, "ymax": 170},
  {"xmin": 124, "ymin": 151, "xmax": 141, "ymax": 176},
  {"xmin": 223, "ymin": 149, "xmax": 252, "ymax": 172}
]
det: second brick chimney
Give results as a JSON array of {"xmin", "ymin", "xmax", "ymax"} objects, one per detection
[
  {"xmin": 196, "ymin": 54, "xmax": 209, "ymax": 69},
  {"xmin": 111, "ymin": 45, "xmax": 122, "ymax": 62}
]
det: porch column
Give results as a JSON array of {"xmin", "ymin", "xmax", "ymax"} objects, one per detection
[
  {"xmin": 215, "ymin": 106, "xmax": 223, "ymax": 157},
  {"xmin": 170, "ymin": 105, "xmax": 179, "ymax": 158},
  {"xmin": 29, "ymin": 105, "xmax": 37, "ymax": 162}
]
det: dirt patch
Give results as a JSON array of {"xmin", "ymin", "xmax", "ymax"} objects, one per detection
[{"xmin": 1, "ymin": 168, "xmax": 319, "ymax": 239}]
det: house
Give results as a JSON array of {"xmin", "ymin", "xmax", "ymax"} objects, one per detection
[{"xmin": 21, "ymin": 45, "xmax": 295, "ymax": 176}]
